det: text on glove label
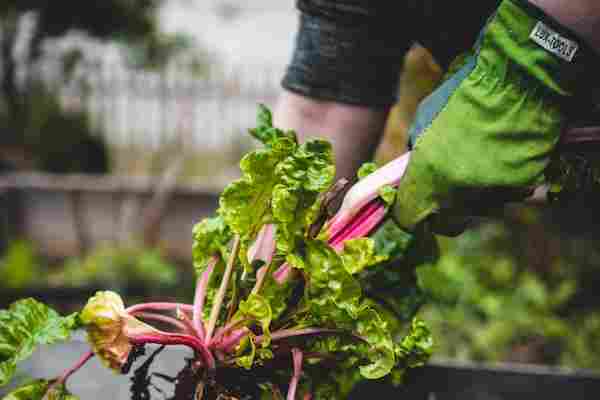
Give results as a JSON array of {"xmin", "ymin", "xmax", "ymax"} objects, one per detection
[{"xmin": 530, "ymin": 21, "xmax": 578, "ymax": 62}]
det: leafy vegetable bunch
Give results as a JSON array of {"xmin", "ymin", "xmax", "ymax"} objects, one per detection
[{"xmin": 0, "ymin": 106, "xmax": 432, "ymax": 400}]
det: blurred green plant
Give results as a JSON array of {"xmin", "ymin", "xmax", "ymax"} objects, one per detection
[
  {"xmin": 0, "ymin": 240, "xmax": 42, "ymax": 289},
  {"xmin": 0, "ymin": 240, "xmax": 179, "ymax": 290},
  {"xmin": 49, "ymin": 245, "xmax": 179, "ymax": 289},
  {"xmin": 418, "ymin": 209, "xmax": 600, "ymax": 370}
]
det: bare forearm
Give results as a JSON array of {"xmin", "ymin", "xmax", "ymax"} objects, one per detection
[
  {"xmin": 529, "ymin": 0, "xmax": 600, "ymax": 52},
  {"xmin": 273, "ymin": 90, "xmax": 389, "ymax": 181}
]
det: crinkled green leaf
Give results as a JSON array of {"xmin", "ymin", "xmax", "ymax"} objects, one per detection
[
  {"xmin": 46, "ymin": 383, "xmax": 79, "ymax": 400},
  {"xmin": 235, "ymin": 335, "xmax": 256, "ymax": 370},
  {"xmin": 378, "ymin": 185, "xmax": 397, "ymax": 206},
  {"xmin": 1, "ymin": 379, "xmax": 78, "ymax": 400},
  {"xmin": 301, "ymin": 241, "xmax": 396, "ymax": 379},
  {"xmin": 303, "ymin": 240, "xmax": 361, "ymax": 319},
  {"xmin": 272, "ymin": 140, "xmax": 335, "ymax": 254},
  {"xmin": 395, "ymin": 318, "xmax": 433, "ymax": 368},
  {"xmin": 271, "ymin": 185, "xmax": 298, "ymax": 225},
  {"xmin": 192, "ymin": 216, "xmax": 232, "ymax": 274},
  {"xmin": 286, "ymin": 253, "xmax": 306, "ymax": 271},
  {"xmin": 340, "ymin": 238, "xmax": 387, "ymax": 275},
  {"xmin": 0, "ymin": 299, "xmax": 79, "ymax": 387},
  {"xmin": 260, "ymin": 276, "xmax": 296, "ymax": 320},
  {"xmin": 248, "ymin": 104, "xmax": 296, "ymax": 147},
  {"xmin": 1, "ymin": 379, "xmax": 50, "ymax": 400},
  {"xmin": 355, "ymin": 307, "xmax": 396, "ymax": 379},
  {"xmin": 256, "ymin": 348, "xmax": 274, "ymax": 362},
  {"xmin": 236, "ymin": 294, "xmax": 272, "ymax": 346},
  {"xmin": 219, "ymin": 138, "xmax": 297, "ymax": 241},
  {"xmin": 357, "ymin": 162, "xmax": 378, "ymax": 180},
  {"xmin": 370, "ymin": 220, "xmax": 414, "ymax": 260},
  {"xmin": 219, "ymin": 158, "xmax": 275, "ymax": 237}
]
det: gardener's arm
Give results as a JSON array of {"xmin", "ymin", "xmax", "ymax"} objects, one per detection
[
  {"xmin": 274, "ymin": 1, "xmax": 502, "ymax": 180},
  {"xmin": 273, "ymin": 1, "xmax": 412, "ymax": 181},
  {"xmin": 274, "ymin": 93, "xmax": 389, "ymax": 182}
]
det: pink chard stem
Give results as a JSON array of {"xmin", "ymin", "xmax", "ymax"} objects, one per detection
[
  {"xmin": 213, "ymin": 317, "xmax": 249, "ymax": 343},
  {"xmin": 329, "ymin": 199, "xmax": 382, "ymax": 246},
  {"xmin": 287, "ymin": 348, "xmax": 304, "ymax": 400},
  {"xmin": 126, "ymin": 302, "xmax": 193, "ymax": 315},
  {"xmin": 176, "ymin": 307, "xmax": 198, "ymax": 337},
  {"xmin": 193, "ymin": 257, "xmax": 217, "ymax": 340},
  {"xmin": 132, "ymin": 311, "xmax": 192, "ymax": 334},
  {"xmin": 213, "ymin": 327, "xmax": 251, "ymax": 353},
  {"xmin": 247, "ymin": 224, "xmax": 277, "ymax": 266},
  {"xmin": 330, "ymin": 200, "xmax": 386, "ymax": 251},
  {"xmin": 249, "ymin": 224, "xmax": 277, "ymax": 294},
  {"xmin": 128, "ymin": 332, "xmax": 215, "ymax": 370},
  {"xmin": 273, "ymin": 263, "xmax": 295, "ymax": 285},
  {"xmin": 205, "ymin": 235, "xmax": 241, "ymax": 345},
  {"xmin": 325, "ymin": 152, "xmax": 410, "ymax": 239},
  {"xmin": 53, "ymin": 351, "xmax": 94, "ymax": 388}
]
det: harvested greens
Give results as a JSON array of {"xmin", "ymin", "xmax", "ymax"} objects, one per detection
[{"xmin": 0, "ymin": 106, "xmax": 432, "ymax": 400}]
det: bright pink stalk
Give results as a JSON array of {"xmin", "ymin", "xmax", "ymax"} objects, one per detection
[
  {"xmin": 56, "ymin": 351, "xmax": 94, "ymax": 386},
  {"xmin": 248, "ymin": 224, "xmax": 277, "ymax": 265},
  {"xmin": 325, "ymin": 152, "xmax": 410, "ymax": 240},
  {"xmin": 330, "ymin": 200, "xmax": 386, "ymax": 251},
  {"xmin": 273, "ymin": 263, "xmax": 294, "ymax": 285},
  {"xmin": 213, "ymin": 327, "xmax": 250, "ymax": 353},
  {"xmin": 213, "ymin": 318, "xmax": 250, "ymax": 342},
  {"xmin": 132, "ymin": 311, "xmax": 192, "ymax": 334},
  {"xmin": 126, "ymin": 302, "xmax": 193, "ymax": 314},
  {"xmin": 329, "ymin": 200, "xmax": 383, "ymax": 246},
  {"xmin": 128, "ymin": 331, "xmax": 215, "ymax": 370},
  {"xmin": 193, "ymin": 257, "xmax": 217, "ymax": 340},
  {"xmin": 176, "ymin": 307, "xmax": 197, "ymax": 335},
  {"xmin": 287, "ymin": 348, "xmax": 303, "ymax": 400}
]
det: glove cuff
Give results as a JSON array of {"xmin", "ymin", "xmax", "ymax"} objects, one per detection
[{"xmin": 488, "ymin": 0, "xmax": 600, "ymax": 103}]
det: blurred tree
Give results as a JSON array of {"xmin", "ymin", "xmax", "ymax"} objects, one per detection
[
  {"xmin": 0, "ymin": 1, "xmax": 160, "ymax": 115},
  {"xmin": 0, "ymin": 1, "xmax": 195, "ymax": 173}
]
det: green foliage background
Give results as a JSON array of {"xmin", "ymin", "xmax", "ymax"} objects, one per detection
[{"xmin": 418, "ymin": 205, "xmax": 600, "ymax": 370}]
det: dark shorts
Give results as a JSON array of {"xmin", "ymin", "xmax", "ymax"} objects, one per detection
[{"xmin": 282, "ymin": 0, "xmax": 501, "ymax": 108}]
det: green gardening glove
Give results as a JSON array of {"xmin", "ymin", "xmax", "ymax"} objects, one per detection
[{"xmin": 392, "ymin": 0, "xmax": 599, "ymax": 235}]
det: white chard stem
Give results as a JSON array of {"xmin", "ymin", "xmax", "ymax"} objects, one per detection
[{"xmin": 205, "ymin": 235, "xmax": 241, "ymax": 344}]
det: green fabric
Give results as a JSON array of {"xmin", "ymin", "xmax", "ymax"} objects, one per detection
[{"xmin": 394, "ymin": 0, "xmax": 595, "ymax": 231}]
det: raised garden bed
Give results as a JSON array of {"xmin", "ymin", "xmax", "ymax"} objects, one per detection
[{"xmin": 0, "ymin": 173, "xmax": 219, "ymax": 261}]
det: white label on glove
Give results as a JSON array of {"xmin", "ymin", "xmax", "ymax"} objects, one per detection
[{"xmin": 530, "ymin": 21, "xmax": 578, "ymax": 62}]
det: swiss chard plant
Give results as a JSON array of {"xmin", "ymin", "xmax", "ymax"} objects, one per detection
[{"xmin": 0, "ymin": 106, "xmax": 432, "ymax": 400}]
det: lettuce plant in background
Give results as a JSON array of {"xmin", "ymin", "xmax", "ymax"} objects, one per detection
[
  {"xmin": 0, "ymin": 106, "xmax": 432, "ymax": 400},
  {"xmin": 419, "ymin": 210, "xmax": 600, "ymax": 370}
]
